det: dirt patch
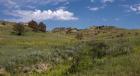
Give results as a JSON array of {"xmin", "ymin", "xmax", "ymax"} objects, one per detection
[{"xmin": 0, "ymin": 66, "xmax": 10, "ymax": 76}]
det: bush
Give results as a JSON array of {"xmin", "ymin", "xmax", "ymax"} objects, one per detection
[
  {"xmin": 88, "ymin": 40, "xmax": 132, "ymax": 59},
  {"xmin": 66, "ymin": 56, "xmax": 80, "ymax": 74},
  {"xmin": 135, "ymin": 32, "xmax": 139, "ymax": 36},
  {"xmin": 13, "ymin": 23, "xmax": 25, "ymax": 36},
  {"xmin": 75, "ymin": 33, "xmax": 83, "ymax": 40},
  {"xmin": 38, "ymin": 22, "xmax": 46, "ymax": 32},
  {"xmin": 28, "ymin": 20, "xmax": 38, "ymax": 32},
  {"xmin": 66, "ymin": 28, "xmax": 72, "ymax": 34},
  {"xmin": 88, "ymin": 41, "xmax": 108, "ymax": 58},
  {"xmin": 1, "ymin": 22, "xmax": 6, "ymax": 25}
]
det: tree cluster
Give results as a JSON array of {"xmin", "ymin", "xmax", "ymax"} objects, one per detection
[
  {"xmin": 28, "ymin": 20, "xmax": 46, "ymax": 32},
  {"xmin": 12, "ymin": 20, "xmax": 46, "ymax": 36}
]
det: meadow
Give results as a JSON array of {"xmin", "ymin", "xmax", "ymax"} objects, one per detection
[{"xmin": 0, "ymin": 22, "xmax": 140, "ymax": 76}]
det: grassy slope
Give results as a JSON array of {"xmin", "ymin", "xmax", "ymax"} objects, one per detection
[
  {"xmin": 0, "ymin": 23, "xmax": 140, "ymax": 76},
  {"xmin": 70, "ymin": 27, "xmax": 140, "ymax": 76},
  {"xmin": 0, "ymin": 23, "xmax": 78, "ymax": 76}
]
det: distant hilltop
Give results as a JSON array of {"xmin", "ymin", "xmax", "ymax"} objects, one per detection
[
  {"xmin": 0, "ymin": 20, "xmax": 16, "ymax": 25},
  {"xmin": 0, "ymin": 20, "xmax": 125, "ymax": 31}
]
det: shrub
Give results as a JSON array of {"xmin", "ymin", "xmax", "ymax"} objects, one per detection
[
  {"xmin": 28, "ymin": 20, "xmax": 38, "ymax": 32},
  {"xmin": 13, "ymin": 23, "xmax": 25, "ymax": 36},
  {"xmin": 128, "ymin": 32, "xmax": 131, "ymax": 34},
  {"xmin": 66, "ymin": 28, "xmax": 72, "ymax": 34},
  {"xmin": 88, "ymin": 40, "xmax": 132, "ymax": 59},
  {"xmin": 88, "ymin": 41, "xmax": 108, "ymax": 58},
  {"xmin": 75, "ymin": 33, "xmax": 83, "ymax": 40},
  {"xmin": 120, "ymin": 33, "xmax": 124, "ymax": 37},
  {"xmin": 38, "ymin": 22, "xmax": 46, "ymax": 32},
  {"xmin": 135, "ymin": 32, "xmax": 139, "ymax": 36},
  {"xmin": 1, "ymin": 22, "xmax": 6, "ymax": 25},
  {"xmin": 66, "ymin": 56, "xmax": 80, "ymax": 74},
  {"xmin": 52, "ymin": 27, "xmax": 66, "ymax": 33}
]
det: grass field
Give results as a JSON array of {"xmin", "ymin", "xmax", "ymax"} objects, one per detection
[{"xmin": 0, "ymin": 23, "xmax": 140, "ymax": 76}]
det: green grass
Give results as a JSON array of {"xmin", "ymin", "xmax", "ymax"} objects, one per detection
[{"xmin": 0, "ymin": 24, "xmax": 140, "ymax": 76}]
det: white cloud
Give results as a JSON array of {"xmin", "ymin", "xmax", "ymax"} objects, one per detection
[
  {"xmin": 3, "ymin": 0, "xmax": 68, "ymax": 4},
  {"xmin": 101, "ymin": 0, "xmax": 114, "ymax": 3},
  {"xmin": 88, "ymin": 7, "xmax": 100, "ymax": 11},
  {"xmin": 6, "ymin": 9, "xmax": 78, "ymax": 22},
  {"xmin": 89, "ymin": 0, "xmax": 114, "ymax": 12},
  {"xmin": 0, "ymin": 0, "xmax": 19, "ymax": 9},
  {"xmin": 0, "ymin": 0, "xmax": 69, "ymax": 9},
  {"xmin": 88, "ymin": 5, "xmax": 106, "ymax": 11},
  {"xmin": 130, "ymin": 4, "xmax": 140, "ymax": 13}
]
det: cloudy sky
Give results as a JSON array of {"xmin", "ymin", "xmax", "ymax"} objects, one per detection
[{"xmin": 0, "ymin": 0, "xmax": 140, "ymax": 29}]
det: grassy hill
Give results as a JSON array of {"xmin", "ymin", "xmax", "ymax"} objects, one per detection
[{"xmin": 0, "ymin": 21, "xmax": 140, "ymax": 76}]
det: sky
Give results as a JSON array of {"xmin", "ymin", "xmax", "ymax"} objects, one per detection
[{"xmin": 0, "ymin": 0, "xmax": 140, "ymax": 29}]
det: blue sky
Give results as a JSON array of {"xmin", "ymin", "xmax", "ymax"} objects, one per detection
[{"xmin": 0, "ymin": 0, "xmax": 140, "ymax": 29}]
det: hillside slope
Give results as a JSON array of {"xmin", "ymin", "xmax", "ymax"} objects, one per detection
[{"xmin": 0, "ymin": 22, "xmax": 140, "ymax": 76}]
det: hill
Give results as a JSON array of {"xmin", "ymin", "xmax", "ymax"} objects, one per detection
[{"xmin": 0, "ymin": 21, "xmax": 140, "ymax": 76}]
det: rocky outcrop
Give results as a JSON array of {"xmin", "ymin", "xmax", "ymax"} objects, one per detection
[{"xmin": 20, "ymin": 63, "xmax": 51, "ymax": 74}]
